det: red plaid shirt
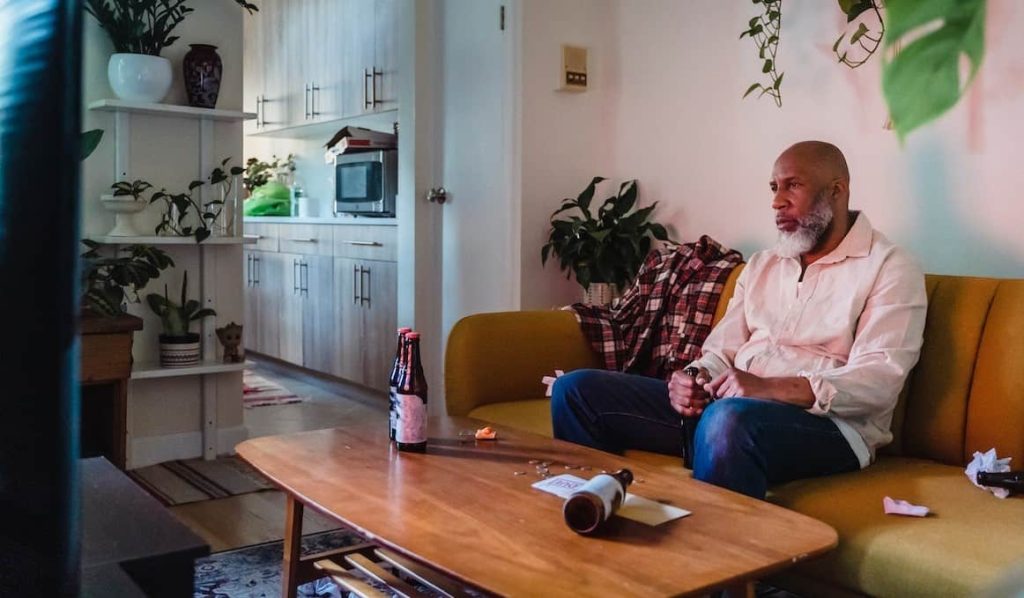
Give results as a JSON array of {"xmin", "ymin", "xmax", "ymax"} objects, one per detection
[{"xmin": 571, "ymin": 236, "xmax": 743, "ymax": 380}]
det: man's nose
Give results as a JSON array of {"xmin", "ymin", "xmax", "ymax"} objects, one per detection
[{"xmin": 771, "ymin": 191, "xmax": 787, "ymax": 210}]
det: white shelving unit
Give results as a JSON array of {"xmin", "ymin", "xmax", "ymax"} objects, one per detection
[
  {"xmin": 88, "ymin": 235, "xmax": 258, "ymax": 246},
  {"xmin": 132, "ymin": 360, "xmax": 248, "ymax": 380},
  {"xmin": 89, "ymin": 100, "xmax": 256, "ymax": 463}
]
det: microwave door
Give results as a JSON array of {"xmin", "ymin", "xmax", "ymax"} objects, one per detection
[{"xmin": 336, "ymin": 161, "xmax": 383, "ymax": 213}]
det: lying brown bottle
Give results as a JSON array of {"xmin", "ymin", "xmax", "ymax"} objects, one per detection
[
  {"xmin": 977, "ymin": 471, "xmax": 1024, "ymax": 493},
  {"xmin": 563, "ymin": 469, "xmax": 634, "ymax": 535}
]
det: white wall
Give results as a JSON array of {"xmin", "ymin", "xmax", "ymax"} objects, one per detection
[
  {"xmin": 516, "ymin": 0, "xmax": 1024, "ymax": 312},
  {"xmin": 82, "ymin": 0, "xmax": 248, "ymax": 466},
  {"xmin": 609, "ymin": 0, "xmax": 1024, "ymax": 276},
  {"xmin": 519, "ymin": 0, "xmax": 618, "ymax": 309}
]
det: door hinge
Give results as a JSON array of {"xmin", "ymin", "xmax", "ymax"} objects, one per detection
[{"xmin": 500, "ymin": 5, "xmax": 505, "ymax": 31}]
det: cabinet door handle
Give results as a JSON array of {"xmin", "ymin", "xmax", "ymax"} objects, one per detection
[
  {"xmin": 247, "ymin": 254, "xmax": 253, "ymax": 287},
  {"xmin": 293, "ymin": 259, "xmax": 300, "ymax": 295},
  {"xmin": 289, "ymin": 238, "xmax": 317, "ymax": 243},
  {"xmin": 364, "ymin": 69, "xmax": 373, "ymax": 110},
  {"xmin": 372, "ymin": 68, "xmax": 383, "ymax": 106},
  {"xmin": 301, "ymin": 262, "xmax": 309, "ymax": 296},
  {"xmin": 353, "ymin": 265, "xmax": 360, "ymax": 304},
  {"xmin": 311, "ymin": 83, "xmax": 320, "ymax": 118},
  {"xmin": 360, "ymin": 266, "xmax": 371, "ymax": 307},
  {"xmin": 304, "ymin": 83, "xmax": 311, "ymax": 120},
  {"xmin": 253, "ymin": 256, "xmax": 261, "ymax": 286},
  {"xmin": 255, "ymin": 96, "xmax": 262, "ymax": 127},
  {"xmin": 338, "ymin": 240, "xmax": 382, "ymax": 247}
]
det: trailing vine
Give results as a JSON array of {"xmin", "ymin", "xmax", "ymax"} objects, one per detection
[
  {"xmin": 832, "ymin": 0, "xmax": 885, "ymax": 69},
  {"xmin": 740, "ymin": 0, "xmax": 784, "ymax": 107}
]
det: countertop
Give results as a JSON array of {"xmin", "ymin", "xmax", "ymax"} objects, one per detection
[{"xmin": 244, "ymin": 215, "xmax": 397, "ymax": 226}]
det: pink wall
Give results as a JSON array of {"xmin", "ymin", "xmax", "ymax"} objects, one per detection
[
  {"xmin": 607, "ymin": 0, "xmax": 1024, "ymax": 278},
  {"xmin": 519, "ymin": 0, "xmax": 1023, "ymax": 310}
]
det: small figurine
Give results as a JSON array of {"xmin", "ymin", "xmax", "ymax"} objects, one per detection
[{"xmin": 215, "ymin": 322, "xmax": 244, "ymax": 363}]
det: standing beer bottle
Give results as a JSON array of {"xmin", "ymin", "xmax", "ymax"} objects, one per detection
[
  {"xmin": 395, "ymin": 332, "xmax": 428, "ymax": 453},
  {"xmin": 389, "ymin": 327, "xmax": 412, "ymax": 441}
]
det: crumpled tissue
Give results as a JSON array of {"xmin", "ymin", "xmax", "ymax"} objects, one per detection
[
  {"xmin": 541, "ymin": 370, "xmax": 565, "ymax": 397},
  {"xmin": 883, "ymin": 496, "xmax": 929, "ymax": 517},
  {"xmin": 965, "ymin": 448, "xmax": 1013, "ymax": 499}
]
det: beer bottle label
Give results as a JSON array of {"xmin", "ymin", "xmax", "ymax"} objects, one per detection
[
  {"xmin": 572, "ymin": 475, "xmax": 623, "ymax": 522},
  {"xmin": 396, "ymin": 393, "xmax": 427, "ymax": 444}
]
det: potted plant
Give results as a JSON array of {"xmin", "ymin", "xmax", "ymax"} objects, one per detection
[
  {"xmin": 85, "ymin": 0, "xmax": 258, "ymax": 103},
  {"xmin": 146, "ymin": 271, "xmax": 216, "ymax": 367},
  {"xmin": 541, "ymin": 177, "xmax": 675, "ymax": 306},
  {"xmin": 81, "ymin": 240, "xmax": 174, "ymax": 316},
  {"xmin": 102, "ymin": 179, "xmax": 152, "ymax": 236},
  {"xmin": 146, "ymin": 156, "xmax": 244, "ymax": 242}
]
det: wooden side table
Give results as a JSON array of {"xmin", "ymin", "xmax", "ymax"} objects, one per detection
[{"xmin": 79, "ymin": 313, "xmax": 143, "ymax": 469}]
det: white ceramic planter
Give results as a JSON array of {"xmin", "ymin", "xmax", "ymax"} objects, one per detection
[
  {"xmin": 159, "ymin": 336, "xmax": 201, "ymax": 368},
  {"xmin": 100, "ymin": 194, "xmax": 147, "ymax": 236},
  {"xmin": 580, "ymin": 283, "xmax": 619, "ymax": 307},
  {"xmin": 107, "ymin": 53, "xmax": 172, "ymax": 103}
]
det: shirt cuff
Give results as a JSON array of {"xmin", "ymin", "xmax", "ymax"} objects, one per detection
[{"xmin": 800, "ymin": 371, "xmax": 839, "ymax": 415}]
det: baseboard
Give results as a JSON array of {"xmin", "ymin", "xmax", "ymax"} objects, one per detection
[{"xmin": 129, "ymin": 425, "xmax": 250, "ymax": 469}]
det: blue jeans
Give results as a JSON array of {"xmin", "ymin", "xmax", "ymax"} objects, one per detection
[{"xmin": 550, "ymin": 369, "xmax": 860, "ymax": 499}]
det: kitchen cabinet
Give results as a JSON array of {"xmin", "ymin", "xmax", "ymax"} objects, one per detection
[
  {"xmin": 332, "ymin": 257, "xmax": 396, "ymax": 390},
  {"xmin": 301, "ymin": 255, "xmax": 337, "ymax": 374},
  {"xmin": 244, "ymin": 222, "xmax": 396, "ymax": 392},
  {"xmin": 245, "ymin": 0, "xmax": 398, "ymax": 133}
]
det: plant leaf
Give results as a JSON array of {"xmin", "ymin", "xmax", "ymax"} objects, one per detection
[
  {"xmin": 849, "ymin": 22, "xmax": 870, "ymax": 45},
  {"xmin": 882, "ymin": 0, "xmax": 986, "ymax": 140},
  {"xmin": 81, "ymin": 129, "xmax": 104, "ymax": 160},
  {"xmin": 743, "ymin": 83, "xmax": 762, "ymax": 98},
  {"xmin": 576, "ymin": 177, "xmax": 606, "ymax": 214}
]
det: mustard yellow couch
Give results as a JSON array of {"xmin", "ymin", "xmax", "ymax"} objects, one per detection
[{"xmin": 445, "ymin": 269, "xmax": 1024, "ymax": 597}]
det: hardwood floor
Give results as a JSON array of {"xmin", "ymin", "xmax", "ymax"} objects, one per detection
[{"xmin": 169, "ymin": 356, "xmax": 387, "ymax": 552}]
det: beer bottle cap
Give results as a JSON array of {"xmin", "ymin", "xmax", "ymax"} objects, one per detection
[
  {"xmin": 397, "ymin": 327, "xmax": 412, "ymax": 334},
  {"xmin": 406, "ymin": 332, "xmax": 421, "ymax": 340}
]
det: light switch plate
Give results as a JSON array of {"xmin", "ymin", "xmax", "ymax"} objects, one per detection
[{"xmin": 560, "ymin": 45, "xmax": 588, "ymax": 92}]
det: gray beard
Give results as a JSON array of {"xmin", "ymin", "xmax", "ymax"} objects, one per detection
[{"xmin": 775, "ymin": 191, "xmax": 834, "ymax": 258}]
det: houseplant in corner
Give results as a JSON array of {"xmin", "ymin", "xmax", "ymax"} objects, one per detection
[
  {"xmin": 146, "ymin": 271, "xmax": 216, "ymax": 367},
  {"xmin": 85, "ymin": 0, "xmax": 258, "ymax": 103},
  {"xmin": 542, "ymin": 177, "xmax": 675, "ymax": 306}
]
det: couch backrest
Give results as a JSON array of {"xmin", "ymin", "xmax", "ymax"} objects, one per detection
[{"xmin": 714, "ymin": 270, "xmax": 1024, "ymax": 467}]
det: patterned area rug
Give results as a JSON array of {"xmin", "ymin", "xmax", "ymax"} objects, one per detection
[
  {"xmin": 128, "ymin": 455, "xmax": 274, "ymax": 506},
  {"xmin": 193, "ymin": 529, "xmax": 447, "ymax": 598},
  {"xmin": 243, "ymin": 370, "xmax": 309, "ymax": 408}
]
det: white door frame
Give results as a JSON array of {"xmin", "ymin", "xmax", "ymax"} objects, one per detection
[{"xmin": 395, "ymin": 0, "xmax": 521, "ymax": 413}]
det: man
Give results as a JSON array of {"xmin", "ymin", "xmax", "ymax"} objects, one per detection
[{"xmin": 551, "ymin": 141, "xmax": 927, "ymax": 499}]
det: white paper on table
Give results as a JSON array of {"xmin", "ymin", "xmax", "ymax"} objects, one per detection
[
  {"xmin": 883, "ymin": 496, "xmax": 929, "ymax": 517},
  {"xmin": 965, "ymin": 448, "xmax": 1013, "ymax": 499},
  {"xmin": 532, "ymin": 474, "xmax": 691, "ymax": 526}
]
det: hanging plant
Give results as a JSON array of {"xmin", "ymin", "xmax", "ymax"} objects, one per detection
[{"xmin": 740, "ymin": 0, "xmax": 784, "ymax": 107}]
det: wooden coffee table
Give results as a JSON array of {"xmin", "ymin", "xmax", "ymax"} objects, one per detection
[{"xmin": 237, "ymin": 416, "xmax": 837, "ymax": 597}]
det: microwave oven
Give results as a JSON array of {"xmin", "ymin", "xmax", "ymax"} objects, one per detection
[{"xmin": 333, "ymin": 149, "xmax": 397, "ymax": 217}]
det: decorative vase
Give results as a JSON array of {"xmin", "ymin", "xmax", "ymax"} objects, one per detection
[
  {"xmin": 100, "ymin": 194, "xmax": 147, "ymax": 236},
  {"xmin": 107, "ymin": 53, "xmax": 172, "ymax": 103},
  {"xmin": 183, "ymin": 44, "xmax": 223, "ymax": 109},
  {"xmin": 159, "ymin": 333, "xmax": 201, "ymax": 367},
  {"xmin": 580, "ymin": 283, "xmax": 619, "ymax": 307}
]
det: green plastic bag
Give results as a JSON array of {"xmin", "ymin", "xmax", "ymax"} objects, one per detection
[{"xmin": 244, "ymin": 181, "xmax": 292, "ymax": 216}]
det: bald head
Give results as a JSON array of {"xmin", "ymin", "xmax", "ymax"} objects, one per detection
[{"xmin": 776, "ymin": 141, "xmax": 850, "ymax": 184}]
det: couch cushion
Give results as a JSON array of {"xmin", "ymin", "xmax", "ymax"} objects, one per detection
[
  {"xmin": 469, "ymin": 399, "xmax": 553, "ymax": 438},
  {"xmin": 768, "ymin": 456, "xmax": 1024, "ymax": 597}
]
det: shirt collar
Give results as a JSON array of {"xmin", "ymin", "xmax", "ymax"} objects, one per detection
[{"xmin": 816, "ymin": 210, "xmax": 872, "ymax": 264}]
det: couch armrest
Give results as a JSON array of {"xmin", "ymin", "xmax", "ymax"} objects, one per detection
[{"xmin": 444, "ymin": 310, "xmax": 601, "ymax": 416}]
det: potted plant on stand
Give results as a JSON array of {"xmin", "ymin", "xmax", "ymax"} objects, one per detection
[
  {"xmin": 146, "ymin": 271, "xmax": 216, "ymax": 367},
  {"xmin": 85, "ymin": 0, "xmax": 258, "ymax": 104},
  {"xmin": 541, "ymin": 177, "xmax": 675, "ymax": 306}
]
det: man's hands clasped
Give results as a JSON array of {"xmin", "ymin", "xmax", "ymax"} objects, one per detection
[{"xmin": 668, "ymin": 367, "xmax": 778, "ymax": 416}]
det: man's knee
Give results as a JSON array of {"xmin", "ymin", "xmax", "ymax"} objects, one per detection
[
  {"xmin": 694, "ymin": 398, "xmax": 759, "ymax": 458},
  {"xmin": 550, "ymin": 369, "xmax": 602, "ymax": 416}
]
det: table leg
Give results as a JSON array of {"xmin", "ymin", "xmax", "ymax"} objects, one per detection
[
  {"xmin": 722, "ymin": 580, "xmax": 755, "ymax": 598},
  {"xmin": 282, "ymin": 495, "xmax": 304, "ymax": 598}
]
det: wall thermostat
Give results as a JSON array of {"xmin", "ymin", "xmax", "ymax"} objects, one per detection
[{"xmin": 560, "ymin": 45, "xmax": 588, "ymax": 92}]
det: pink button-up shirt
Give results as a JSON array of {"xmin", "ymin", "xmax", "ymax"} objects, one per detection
[{"xmin": 690, "ymin": 212, "xmax": 927, "ymax": 466}]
